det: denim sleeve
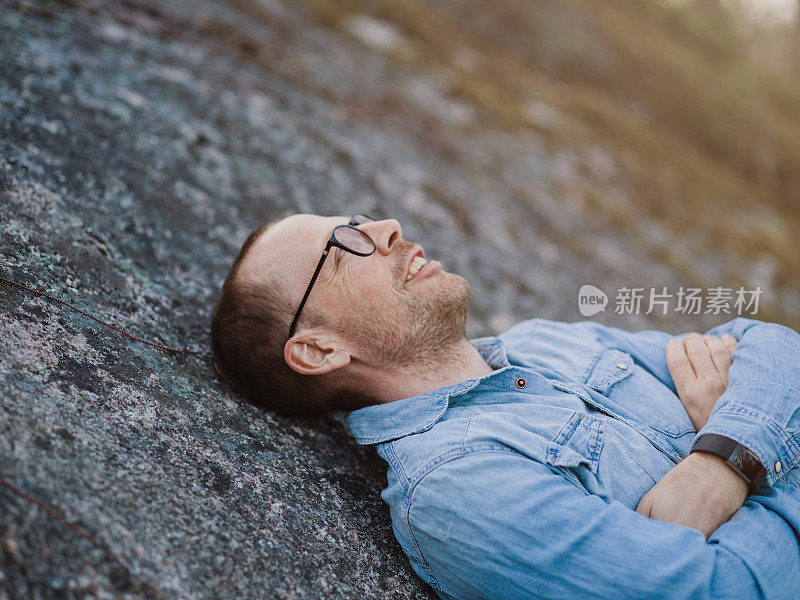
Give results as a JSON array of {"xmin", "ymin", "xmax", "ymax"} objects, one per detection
[
  {"xmin": 696, "ymin": 318, "xmax": 800, "ymax": 486},
  {"xmin": 408, "ymin": 450, "xmax": 800, "ymax": 600},
  {"xmin": 574, "ymin": 318, "xmax": 800, "ymax": 486}
]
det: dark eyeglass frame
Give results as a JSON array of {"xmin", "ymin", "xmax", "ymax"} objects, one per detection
[{"xmin": 288, "ymin": 214, "xmax": 376, "ymax": 339}]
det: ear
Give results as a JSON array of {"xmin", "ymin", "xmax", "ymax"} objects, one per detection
[{"xmin": 283, "ymin": 332, "xmax": 351, "ymax": 376}]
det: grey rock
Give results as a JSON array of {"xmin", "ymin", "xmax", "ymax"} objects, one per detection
[{"xmin": 1, "ymin": 1, "xmax": 794, "ymax": 599}]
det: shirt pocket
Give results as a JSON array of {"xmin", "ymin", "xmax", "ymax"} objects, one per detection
[
  {"xmin": 581, "ymin": 348, "xmax": 695, "ymax": 439},
  {"xmin": 545, "ymin": 411, "xmax": 604, "ymax": 473},
  {"xmin": 461, "ymin": 407, "xmax": 605, "ymax": 495},
  {"xmin": 532, "ymin": 410, "xmax": 606, "ymax": 496}
]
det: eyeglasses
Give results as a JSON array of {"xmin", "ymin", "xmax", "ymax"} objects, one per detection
[{"xmin": 288, "ymin": 214, "xmax": 377, "ymax": 339}]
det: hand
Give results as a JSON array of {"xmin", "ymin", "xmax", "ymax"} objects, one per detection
[
  {"xmin": 666, "ymin": 332, "xmax": 738, "ymax": 432},
  {"xmin": 635, "ymin": 451, "xmax": 748, "ymax": 539},
  {"xmin": 640, "ymin": 332, "xmax": 748, "ymax": 538}
]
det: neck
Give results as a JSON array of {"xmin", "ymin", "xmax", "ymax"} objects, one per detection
[{"xmin": 359, "ymin": 337, "xmax": 495, "ymax": 403}]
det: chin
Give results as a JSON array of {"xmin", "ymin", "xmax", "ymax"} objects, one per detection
[
  {"xmin": 446, "ymin": 272, "xmax": 471, "ymax": 305},
  {"xmin": 425, "ymin": 273, "xmax": 470, "ymax": 331}
]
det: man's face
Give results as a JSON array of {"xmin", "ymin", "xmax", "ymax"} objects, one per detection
[{"xmin": 237, "ymin": 214, "xmax": 471, "ymax": 368}]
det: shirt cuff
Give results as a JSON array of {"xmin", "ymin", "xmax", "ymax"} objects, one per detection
[{"xmin": 693, "ymin": 385, "xmax": 800, "ymax": 487}]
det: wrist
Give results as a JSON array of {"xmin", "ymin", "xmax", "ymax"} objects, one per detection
[
  {"xmin": 690, "ymin": 433, "xmax": 767, "ymax": 494},
  {"xmin": 687, "ymin": 451, "xmax": 749, "ymax": 499}
]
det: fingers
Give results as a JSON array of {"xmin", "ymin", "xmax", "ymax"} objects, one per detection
[
  {"xmin": 684, "ymin": 333, "xmax": 717, "ymax": 376},
  {"xmin": 703, "ymin": 335, "xmax": 732, "ymax": 376},
  {"xmin": 721, "ymin": 333, "xmax": 737, "ymax": 352},
  {"xmin": 666, "ymin": 337, "xmax": 695, "ymax": 390},
  {"xmin": 717, "ymin": 334, "xmax": 738, "ymax": 386},
  {"xmin": 667, "ymin": 332, "xmax": 738, "ymax": 431},
  {"xmin": 667, "ymin": 332, "xmax": 736, "ymax": 392}
]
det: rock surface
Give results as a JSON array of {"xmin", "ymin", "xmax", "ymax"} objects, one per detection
[{"xmin": 1, "ymin": 0, "xmax": 796, "ymax": 599}]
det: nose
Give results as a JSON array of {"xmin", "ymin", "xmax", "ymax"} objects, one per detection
[{"xmin": 363, "ymin": 219, "xmax": 402, "ymax": 256}]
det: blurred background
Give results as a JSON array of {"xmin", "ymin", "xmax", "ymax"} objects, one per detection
[
  {"xmin": 1, "ymin": 0, "xmax": 799, "ymax": 598},
  {"xmin": 276, "ymin": 0, "xmax": 800, "ymax": 332}
]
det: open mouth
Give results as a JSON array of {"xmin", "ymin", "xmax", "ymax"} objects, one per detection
[{"xmin": 405, "ymin": 249, "xmax": 428, "ymax": 281}]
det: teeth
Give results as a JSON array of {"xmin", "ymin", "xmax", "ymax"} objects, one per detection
[{"xmin": 406, "ymin": 256, "xmax": 427, "ymax": 281}]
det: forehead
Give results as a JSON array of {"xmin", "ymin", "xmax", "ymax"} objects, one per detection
[{"xmin": 236, "ymin": 214, "xmax": 346, "ymax": 285}]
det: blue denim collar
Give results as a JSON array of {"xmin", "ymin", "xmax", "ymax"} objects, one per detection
[{"xmin": 345, "ymin": 336, "xmax": 509, "ymax": 445}]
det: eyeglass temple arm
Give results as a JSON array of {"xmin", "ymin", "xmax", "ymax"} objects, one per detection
[{"xmin": 288, "ymin": 244, "xmax": 332, "ymax": 338}]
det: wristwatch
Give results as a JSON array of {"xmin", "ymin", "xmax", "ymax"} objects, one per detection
[{"xmin": 690, "ymin": 433, "xmax": 767, "ymax": 494}]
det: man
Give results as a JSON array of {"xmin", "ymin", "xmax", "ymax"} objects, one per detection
[{"xmin": 211, "ymin": 213, "xmax": 800, "ymax": 600}]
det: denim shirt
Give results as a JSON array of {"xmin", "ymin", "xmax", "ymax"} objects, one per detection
[{"xmin": 345, "ymin": 317, "xmax": 800, "ymax": 600}]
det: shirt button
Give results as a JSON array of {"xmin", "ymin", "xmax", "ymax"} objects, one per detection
[
  {"xmin": 516, "ymin": 378, "xmax": 527, "ymax": 389},
  {"xmin": 616, "ymin": 363, "xmax": 628, "ymax": 370},
  {"xmin": 775, "ymin": 461, "xmax": 782, "ymax": 473}
]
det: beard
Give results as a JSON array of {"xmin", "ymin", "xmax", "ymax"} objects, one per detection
[
  {"xmin": 392, "ymin": 272, "xmax": 471, "ymax": 365},
  {"xmin": 347, "ymin": 244, "xmax": 472, "ymax": 372}
]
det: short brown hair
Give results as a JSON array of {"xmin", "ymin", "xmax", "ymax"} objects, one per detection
[{"xmin": 210, "ymin": 222, "xmax": 373, "ymax": 416}]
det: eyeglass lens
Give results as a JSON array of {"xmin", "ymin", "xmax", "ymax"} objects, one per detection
[
  {"xmin": 336, "ymin": 227, "xmax": 373, "ymax": 252},
  {"xmin": 331, "ymin": 214, "xmax": 376, "ymax": 254},
  {"xmin": 351, "ymin": 213, "xmax": 374, "ymax": 225}
]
